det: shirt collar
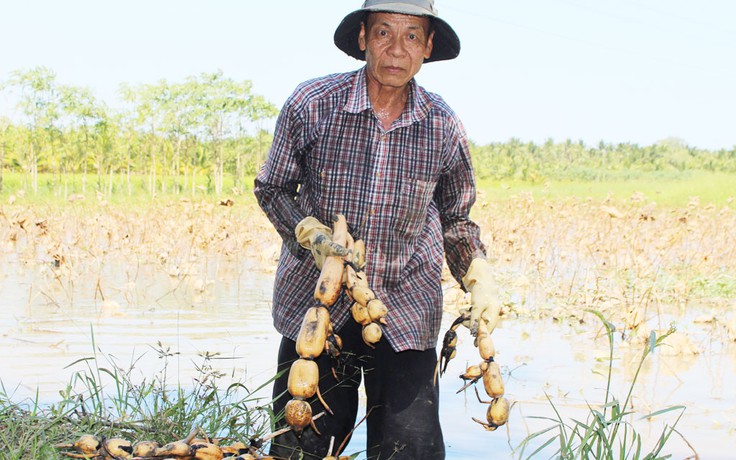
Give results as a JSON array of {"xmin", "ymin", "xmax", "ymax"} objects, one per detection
[
  {"xmin": 344, "ymin": 67, "xmax": 433, "ymax": 126},
  {"xmin": 344, "ymin": 67, "xmax": 372, "ymax": 114}
]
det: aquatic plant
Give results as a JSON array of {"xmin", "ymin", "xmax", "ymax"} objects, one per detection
[{"xmin": 514, "ymin": 310, "xmax": 690, "ymax": 460}]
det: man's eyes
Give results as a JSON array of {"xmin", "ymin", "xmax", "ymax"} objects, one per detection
[{"xmin": 374, "ymin": 29, "xmax": 422, "ymax": 41}]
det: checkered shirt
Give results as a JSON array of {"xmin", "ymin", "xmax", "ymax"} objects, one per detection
[{"xmin": 254, "ymin": 67, "xmax": 486, "ymax": 351}]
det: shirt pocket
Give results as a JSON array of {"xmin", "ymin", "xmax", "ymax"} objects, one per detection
[{"xmin": 396, "ymin": 178, "xmax": 436, "ymax": 238}]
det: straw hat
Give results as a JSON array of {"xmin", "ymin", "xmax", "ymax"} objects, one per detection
[{"xmin": 334, "ymin": 0, "xmax": 461, "ymax": 62}]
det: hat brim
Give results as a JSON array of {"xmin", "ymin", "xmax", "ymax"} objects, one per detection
[{"xmin": 333, "ymin": 8, "xmax": 460, "ymax": 63}]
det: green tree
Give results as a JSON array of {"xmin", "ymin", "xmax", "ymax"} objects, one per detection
[
  {"xmin": 0, "ymin": 115, "xmax": 9, "ymax": 193},
  {"xmin": 120, "ymin": 81, "xmax": 163, "ymax": 196},
  {"xmin": 6, "ymin": 66, "xmax": 63, "ymax": 193},
  {"xmin": 187, "ymin": 70, "xmax": 277, "ymax": 195},
  {"xmin": 59, "ymin": 85, "xmax": 108, "ymax": 196}
]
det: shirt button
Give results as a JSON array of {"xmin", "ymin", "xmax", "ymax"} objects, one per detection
[
  {"xmin": 371, "ymin": 208, "xmax": 377, "ymax": 215},
  {"xmin": 376, "ymin": 172, "xmax": 382, "ymax": 178}
]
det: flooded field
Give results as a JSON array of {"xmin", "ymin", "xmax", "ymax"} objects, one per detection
[{"xmin": 1, "ymin": 197, "xmax": 734, "ymax": 458}]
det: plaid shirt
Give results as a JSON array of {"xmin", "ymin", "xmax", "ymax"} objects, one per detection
[{"xmin": 254, "ymin": 67, "xmax": 486, "ymax": 351}]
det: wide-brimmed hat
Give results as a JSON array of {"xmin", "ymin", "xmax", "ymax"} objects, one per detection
[{"xmin": 334, "ymin": 0, "xmax": 460, "ymax": 63}]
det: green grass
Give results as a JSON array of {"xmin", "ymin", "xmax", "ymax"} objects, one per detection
[
  {"xmin": 478, "ymin": 170, "xmax": 736, "ymax": 207},
  {"xmin": 0, "ymin": 171, "xmax": 259, "ymax": 207},
  {"xmin": 3, "ymin": 170, "xmax": 735, "ymax": 208}
]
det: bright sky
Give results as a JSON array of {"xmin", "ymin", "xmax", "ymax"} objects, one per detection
[{"xmin": 1, "ymin": 0, "xmax": 735, "ymax": 150}]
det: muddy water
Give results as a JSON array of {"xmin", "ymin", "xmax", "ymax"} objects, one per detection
[{"xmin": 1, "ymin": 252, "xmax": 734, "ymax": 459}]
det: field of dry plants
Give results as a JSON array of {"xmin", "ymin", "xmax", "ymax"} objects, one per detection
[
  {"xmin": 469, "ymin": 190, "xmax": 736, "ymax": 339},
  {"xmin": 2, "ymin": 190, "xmax": 735, "ymax": 359}
]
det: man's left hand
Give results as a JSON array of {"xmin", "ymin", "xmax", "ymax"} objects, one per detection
[{"xmin": 461, "ymin": 258, "xmax": 503, "ymax": 336}]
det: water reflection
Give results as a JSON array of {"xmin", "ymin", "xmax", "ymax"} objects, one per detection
[{"xmin": 1, "ymin": 254, "xmax": 733, "ymax": 459}]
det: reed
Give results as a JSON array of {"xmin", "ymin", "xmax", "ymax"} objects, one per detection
[{"xmin": 514, "ymin": 310, "xmax": 690, "ymax": 460}]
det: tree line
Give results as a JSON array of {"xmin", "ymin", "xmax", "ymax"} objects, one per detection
[
  {"xmin": 470, "ymin": 137, "xmax": 736, "ymax": 183},
  {"xmin": 1, "ymin": 67, "xmax": 734, "ymax": 198},
  {"xmin": 0, "ymin": 67, "xmax": 278, "ymax": 197}
]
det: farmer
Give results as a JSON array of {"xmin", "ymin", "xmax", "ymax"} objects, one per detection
[{"xmin": 254, "ymin": 0, "xmax": 502, "ymax": 458}]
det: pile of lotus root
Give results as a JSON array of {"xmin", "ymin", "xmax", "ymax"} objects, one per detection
[
  {"xmin": 55, "ymin": 426, "xmax": 351, "ymax": 460},
  {"xmin": 55, "ymin": 428, "xmax": 269, "ymax": 460}
]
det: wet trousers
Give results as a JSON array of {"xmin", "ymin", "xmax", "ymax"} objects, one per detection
[{"xmin": 268, "ymin": 318, "xmax": 445, "ymax": 459}]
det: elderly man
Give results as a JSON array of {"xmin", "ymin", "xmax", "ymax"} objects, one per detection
[{"xmin": 254, "ymin": 1, "xmax": 501, "ymax": 458}]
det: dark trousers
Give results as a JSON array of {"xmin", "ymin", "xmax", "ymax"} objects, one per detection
[{"xmin": 269, "ymin": 318, "xmax": 445, "ymax": 459}]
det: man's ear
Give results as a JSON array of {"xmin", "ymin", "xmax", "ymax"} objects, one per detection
[
  {"xmin": 359, "ymin": 22, "xmax": 367, "ymax": 52},
  {"xmin": 424, "ymin": 30, "xmax": 435, "ymax": 60}
]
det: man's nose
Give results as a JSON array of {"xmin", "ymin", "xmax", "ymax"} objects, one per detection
[{"xmin": 386, "ymin": 35, "xmax": 407, "ymax": 57}]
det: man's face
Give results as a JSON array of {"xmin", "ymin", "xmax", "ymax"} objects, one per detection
[{"xmin": 359, "ymin": 12, "xmax": 434, "ymax": 90}]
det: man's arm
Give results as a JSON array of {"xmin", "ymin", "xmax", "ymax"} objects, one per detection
[
  {"xmin": 254, "ymin": 177, "xmax": 306, "ymax": 256},
  {"xmin": 436, "ymin": 117, "xmax": 506, "ymax": 335},
  {"xmin": 436, "ymin": 119, "xmax": 486, "ymax": 283},
  {"xmin": 253, "ymin": 102, "xmax": 308, "ymax": 256}
]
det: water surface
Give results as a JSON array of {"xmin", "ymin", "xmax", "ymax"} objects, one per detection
[{"xmin": 1, "ymin": 251, "xmax": 733, "ymax": 458}]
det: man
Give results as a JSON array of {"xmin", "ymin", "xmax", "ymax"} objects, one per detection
[{"xmin": 254, "ymin": 1, "xmax": 501, "ymax": 458}]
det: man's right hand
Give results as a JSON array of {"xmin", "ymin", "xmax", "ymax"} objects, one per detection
[{"xmin": 295, "ymin": 216, "xmax": 349, "ymax": 269}]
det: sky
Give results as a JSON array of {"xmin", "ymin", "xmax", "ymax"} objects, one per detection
[{"xmin": 1, "ymin": 0, "xmax": 735, "ymax": 150}]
